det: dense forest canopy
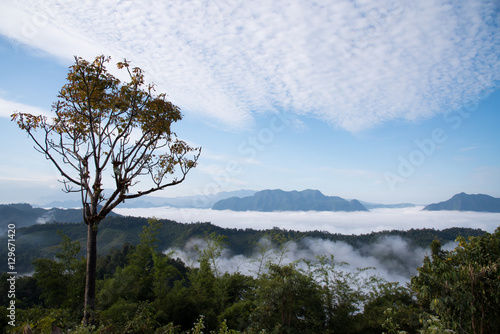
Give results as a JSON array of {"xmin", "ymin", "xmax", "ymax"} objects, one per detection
[
  {"xmin": 1, "ymin": 217, "xmax": 498, "ymax": 333},
  {"xmin": 0, "ymin": 215, "xmax": 486, "ymax": 274}
]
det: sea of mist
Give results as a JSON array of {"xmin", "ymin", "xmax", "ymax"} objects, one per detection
[
  {"xmin": 113, "ymin": 206, "xmax": 500, "ymax": 234},
  {"xmin": 113, "ymin": 206, "xmax": 499, "ymax": 283},
  {"xmin": 165, "ymin": 234, "xmax": 437, "ymax": 284}
]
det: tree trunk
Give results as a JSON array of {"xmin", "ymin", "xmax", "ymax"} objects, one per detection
[{"xmin": 83, "ymin": 220, "xmax": 98, "ymax": 325}]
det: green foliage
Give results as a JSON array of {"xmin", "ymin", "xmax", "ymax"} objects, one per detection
[
  {"xmin": 418, "ymin": 314, "xmax": 456, "ymax": 334},
  {"xmin": 189, "ymin": 315, "xmax": 205, "ymax": 334},
  {"xmin": 32, "ymin": 231, "xmax": 85, "ymax": 312},
  {"xmin": 216, "ymin": 319, "xmax": 240, "ymax": 334},
  {"xmin": 96, "ymin": 242, "xmax": 135, "ymax": 279},
  {"xmin": 382, "ymin": 308, "xmax": 408, "ymax": 334},
  {"xmin": 55, "ymin": 230, "xmax": 82, "ymax": 271},
  {"xmin": 361, "ymin": 282, "xmax": 420, "ymax": 333},
  {"xmin": 67, "ymin": 323, "xmax": 103, "ymax": 334},
  {"xmin": 98, "ymin": 219, "xmax": 163, "ymax": 313},
  {"xmin": 304, "ymin": 255, "xmax": 389, "ymax": 333},
  {"xmin": 1, "ymin": 214, "xmax": 486, "ymax": 275},
  {"xmin": 122, "ymin": 302, "xmax": 159, "ymax": 333},
  {"xmin": 251, "ymin": 262, "xmax": 324, "ymax": 334},
  {"xmin": 32, "ymin": 259, "xmax": 67, "ymax": 307},
  {"xmin": 0, "ymin": 273, "xmax": 41, "ymax": 309},
  {"xmin": 195, "ymin": 232, "xmax": 228, "ymax": 278},
  {"xmin": 9, "ymin": 308, "xmax": 74, "ymax": 334},
  {"xmin": 250, "ymin": 232, "xmax": 297, "ymax": 278},
  {"xmin": 5, "ymin": 223, "xmax": 499, "ymax": 334},
  {"xmin": 412, "ymin": 227, "xmax": 500, "ymax": 334}
]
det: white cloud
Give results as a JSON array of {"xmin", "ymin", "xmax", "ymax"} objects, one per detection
[
  {"xmin": 0, "ymin": 1, "xmax": 103, "ymax": 62},
  {"xmin": 1, "ymin": 0, "xmax": 498, "ymax": 131},
  {"xmin": 114, "ymin": 206, "xmax": 500, "ymax": 234},
  {"xmin": 0, "ymin": 98, "xmax": 51, "ymax": 118},
  {"xmin": 460, "ymin": 145, "xmax": 480, "ymax": 152}
]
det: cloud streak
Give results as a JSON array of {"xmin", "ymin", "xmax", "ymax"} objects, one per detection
[
  {"xmin": 2, "ymin": 0, "xmax": 499, "ymax": 131},
  {"xmin": 0, "ymin": 98, "xmax": 51, "ymax": 118}
]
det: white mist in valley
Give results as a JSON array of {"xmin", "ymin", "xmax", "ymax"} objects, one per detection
[
  {"xmin": 113, "ymin": 206, "xmax": 500, "ymax": 234},
  {"xmin": 113, "ymin": 206, "xmax": 499, "ymax": 283},
  {"xmin": 165, "ymin": 235, "xmax": 454, "ymax": 284}
]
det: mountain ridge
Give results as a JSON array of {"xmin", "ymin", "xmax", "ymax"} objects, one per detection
[
  {"xmin": 423, "ymin": 192, "xmax": 500, "ymax": 212},
  {"xmin": 358, "ymin": 201, "xmax": 416, "ymax": 209},
  {"xmin": 212, "ymin": 189, "xmax": 369, "ymax": 212},
  {"xmin": 42, "ymin": 189, "xmax": 258, "ymax": 209},
  {"xmin": 0, "ymin": 203, "xmax": 120, "ymax": 233}
]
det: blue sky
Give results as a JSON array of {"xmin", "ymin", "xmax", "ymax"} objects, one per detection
[{"xmin": 0, "ymin": 0, "xmax": 499, "ymax": 205}]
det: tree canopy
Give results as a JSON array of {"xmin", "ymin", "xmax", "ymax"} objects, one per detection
[
  {"xmin": 412, "ymin": 227, "xmax": 500, "ymax": 334},
  {"xmin": 12, "ymin": 55, "xmax": 200, "ymax": 223},
  {"xmin": 12, "ymin": 55, "xmax": 200, "ymax": 324}
]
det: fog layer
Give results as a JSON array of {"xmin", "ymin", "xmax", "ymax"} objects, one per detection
[
  {"xmin": 114, "ymin": 206, "xmax": 500, "ymax": 234},
  {"xmin": 111, "ymin": 206, "xmax": 498, "ymax": 283},
  {"xmin": 166, "ymin": 235, "xmax": 438, "ymax": 284}
]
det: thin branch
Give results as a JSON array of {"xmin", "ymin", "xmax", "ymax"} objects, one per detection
[{"xmin": 26, "ymin": 128, "xmax": 83, "ymax": 187}]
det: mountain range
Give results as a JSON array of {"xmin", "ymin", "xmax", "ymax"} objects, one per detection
[
  {"xmin": 42, "ymin": 189, "xmax": 257, "ymax": 209},
  {"xmin": 423, "ymin": 192, "xmax": 500, "ymax": 212},
  {"xmin": 212, "ymin": 189, "xmax": 369, "ymax": 212},
  {"xmin": 1, "ymin": 191, "xmax": 498, "ymax": 234},
  {"xmin": 0, "ymin": 203, "xmax": 119, "ymax": 234},
  {"xmin": 212, "ymin": 190, "xmax": 500, "ymax": 213},
  {"xmin": 358, "ymin": 201, "xmax": 416, "ymax": 209},
  {"xmin": 40, "ymin": 189, "xmax": 420, "ymax": 210},
  {"xmin": 40, "ymin": 189, "xmax": 420, "ymax": 211}
]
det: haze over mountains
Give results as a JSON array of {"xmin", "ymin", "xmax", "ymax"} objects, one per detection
[
  {"xmin": 0, "ymin": 213, "xmax": 487, "ymax": 279},
  {"xmin": 1, "ymin": 192, "xmax": 498, "ymax": 272},
  {"xmin": 3, "ymin": 190, "xmax": 498, "ymax": 219},
  {"xmin": 0, "ymin": 190, "xmax": 497, "ymax": 230},
  {"xmin": 212, "ymin": 189, "xmax": 369, "ymax": 212},
  {"xmin": 1, "ymin": 191, "xmax": 498, "ymax": 237},
  {"xmin": 423, "ymin": 193, "xmax": 500, "ymax": 213},
  {"xmin": 40, "ymin": 188, "xmax": 421, "ymax": 211},
  {"xmin": 42, "ymin": 189, "xmax": 258, "ymax": 209},
  {"xmin": 210, "ymin": 190, "xmax": 499, "ymax": 213},
  {"xmin": 0, "ymin": 203, "xmax": 120, "ymax": 234}
]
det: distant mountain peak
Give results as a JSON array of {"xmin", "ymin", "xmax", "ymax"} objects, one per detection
[
  {"xmin": 212, "ymin": 189, "xmax": 368, "ymax": 212},
  {"xmin": 423, "ymin": 193, "xmax": 500, "ymax": 212}
]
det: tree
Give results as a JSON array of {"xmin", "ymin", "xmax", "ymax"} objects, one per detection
[
  {"xmin": 33, "ymin": 231, "xmax": 85, "ymax": 311},
  {"xmin": 305, "ymin": 255, "xmax": 383, "ymax": 334},
  {"xmin": 412, "ymin": 228, "xmax": 500, "ymax": 334},
  {"xmin": 11, "ymin": 55, "xmax": 200, "ymax": 324},
  {"xmin": 252, "ymin": 262, "xmax": 324, "ymax": 334}
]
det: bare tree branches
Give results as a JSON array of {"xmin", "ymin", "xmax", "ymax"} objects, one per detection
[
  {"xmin": 11, "ymin": 55, "xmax": 200, "ymax": 224},
  {"xmin": 12, "ymin": 55, "xmax": 201, "ymax": 325}
]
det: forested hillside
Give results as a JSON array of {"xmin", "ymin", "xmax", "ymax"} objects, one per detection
[
  {"xmin": 0, "ymin": 203, "xmax": 120, "ymax": 233},
  {"xmin": 0, "ymin": 219, "xmax": 498, "ymax": 333},
  {"xmin": 0, "ymin": 215, "xmax": 486, "ymax": 274}
]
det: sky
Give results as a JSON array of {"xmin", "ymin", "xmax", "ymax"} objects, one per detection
[{"xmin": 0, "ymin": 0, "xmax": 499, "ymax": 206}]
